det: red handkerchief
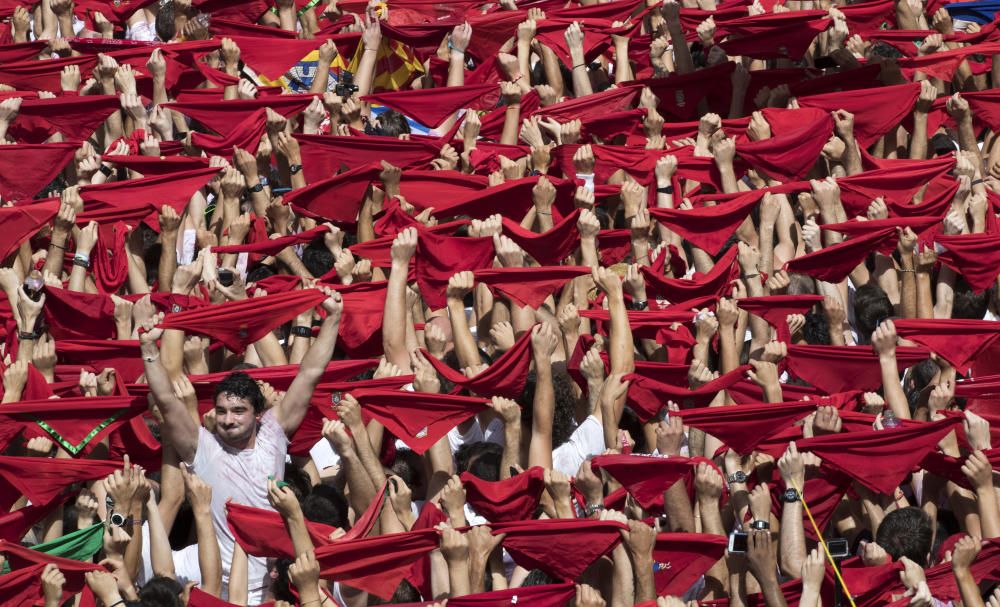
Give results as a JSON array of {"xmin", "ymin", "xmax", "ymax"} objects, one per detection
[
  {"xmin": 364, "ymin": 83, "xmax": 499, "ymax": 128},
  {"xmin": 447, "ymin": 583, "xmax": 577, "ymax": 607},
  {"xmin": 489, "ymin": 518, "xmax": 627, "ymax": 581},
  {"xmin": 736, "ymin": 295, "xmax": 824, "ymax": 342},
  {"xmin": 422, "ymin": 323, "xmax": 534, "ymax": 399},
  {"xmin": 785, "ymin": 343, "xmax": 930, "ymax": 394},
  {"xmin": 351, "ymin": 388, "xmax": 489, "ymax": 454},
  {"xmin": 0, "ymin": 142, "xmax": 78, "ymax": 201},
  {"xmin": 624, "ymin": 365, "xmax": 751, "ymax": 421},
  {"xmin": 784, "ymin": 227, "xmax": 897, "ymax": 283},
  {"xmin": 642, "ymin": 246, "xmax": 739, "ymax": 303},
  {"xmin": 473, "ymin": 266, "xmax": 590, "ymax": 309},
  {"xmin": 649, "ymin": 192, "xmax": 762, "ymax": 256},
  {"xmin": 415, "ymin": 228, "xmax": 495, "ymax": 310},
  {"xmin": 158, "ymin": 288, "xmax": 328, "ymax": 353},
  {"xmin": 314, "ymin": 528, "xmax": 441, "ymax": 599},
  {"xmin": 936, "ymin": 232, "xmax": 1000, "ymax": 293},
  {"xmin": 284, "ymin": 163, "xmax": 382, "ymax": 223},
  {"xmin": 0, "ymin": 456, "xmax": 124, "ymax": 511},
  {"xmin": 165, "ymin": 94, "xmax": 315, "ymax": 135},
  {"xmin": 797, "ymin": 416, "xmax": 962, "ymax": 494},
  {"xmin": 674, "ymin": 400, "xmax": 818, "ymax": 455},
  {"xmin": 652, "ymin": 532, "xmax": 728, "ymax": 596},
  {"xmin": 461, "ymin": 467, "xmax": 545, "ymax": 523},
  {"xmin": 590, "ymin": 453, "xmax": 719, "ymax": 509},
  {"xmin": 892, "ymin": 319, "xmax": 1000, "ymax": 371}
]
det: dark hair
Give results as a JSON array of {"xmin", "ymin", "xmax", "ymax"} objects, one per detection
[
  {"xmin": 138, "ymin": 576, "xmax": 184, "ymax": 607},
  {"xmin": 390, "ymin": 448, "xmax": 426, "ymax": 498},
  {"xmin": 375, "ymin": 110, "xmax": 410, "ymax": 138},
  {"xmin": 303, "ymin": 484, "xmax": 349, "ymax": 528},
  {"xmin": 875, "ymin": 506, "xmax": 933, "ymax": 567},
  {"xmin": 155, "ymin": 2, "xmax": 176, "ymax": 41},
  {"xmin": 369, "ymin": 580, "xmax": 421, "ymax": 605},
  {"xmin": 303, "ymin": 240, "xmax": 335, "ymax": 278},
  {"xmin": 803, "ymin": 311, "xmax": 831, "ymax": 345},
  {"xmin": 214, "ymin": 372, "xmax": 266, "ymax": 414},
  {"xmin": 519, "ymin": 366, "xmax": 577, "ymax": 449},
  {"xmin": 853, "ymin": 283, "xmax": 893, "ymax": 344},
  {"xmin": 468, "ymin": 448, "xmax": 502, "ymax": 482},
  {"xmin": 952, "ymin": 278, "xmax": 988, "ymax": 319},
  {"xmin": 456, "ymin": 441, "xmax": 503, "ymax": 477},
  {"xmin": 905, "ymin": 358, "xmax": 939, "ymax": 413},
  {"xmin": 270, "ymin": 558, "xmax": 296, "ymax": 603},
  {"xmin": 246, "ymin": 263, "xmax": 277, "ymax": 284}
]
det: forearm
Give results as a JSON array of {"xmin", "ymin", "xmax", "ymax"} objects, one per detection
[
  {"xmin": 309, "ymin": 60, "xmax": 333, "ymax": 94},
  {"xmin": 528, "ymin": 360, "xmax": 555, "ymax": 469},
  {"xmin": 499, "ymin": 104, "xmax": 520, "ymax": 146},
  {"xmin": 879, "ymin": 354, "xmax": 910, "ymax": 419},
  {"xmin": 446, "ymin": 560, "xmax": 471, "ymax": 597},
  {"xmin": 779, "ymin": 503, "xmax": 806, "ymax": 578},
  {"xmin": 350, "ymin": 419, "xmax": 387, "ymax": 489},
  {"xmin": 340, "ymin": 449, "xmax": 377, "ymax": 517},
  {"xmin": 719, "ymin": 326, "xmax": 739, "ymax": 374},
  {"xmin": 355, "ymin": 48, "xmax": 379, "ymax": 102},
  {"xmin": 976, "ymin": 486, "xmax": 1000, "ymax": 538},
  {"xmin": 663, "ymin": 482, "xmax": 695, "ymax": 532},
  {"xmin": 193, "ymin": 509, "xmax": 223, "ymax": 596},
  {"xmin": 157, "ymin": 230, "xmax": 179, "ymax": 293},
  {"xmin": 569, "ymin": 49, "xmax": 593, "ymax": 97},
  {"xmin": 899, "ymin": 255, "xmax": 917, "ymax": 319},
  {"xmin": 668, "ymin": 24, "xmax": 694, "ymax": 73},
  {"xmin": 383, "ymin": 260, "xmax": 413, "ymax": 370},
  {"xmin": 42, "ymin": 231, "xmax": 70, "ymax": 277},
  {"xmin": 500, "ymin": 422, "xmax": 522, "ymax": 480},
  {"xmin": 448, "ymin": 298, "xmax": 481, "ymax": 369},
  {"xmin": 910, "ymin": 112, "xmax": 928, "ymax": 160},
  {"xmin": 955, "ymin": 567, "xmax": 986, "ymax": 607}
]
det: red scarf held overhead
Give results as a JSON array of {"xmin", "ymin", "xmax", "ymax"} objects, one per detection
[
  {"xmin": 737, "ymin": 107, "xmax": 833, "ymax": 182},
  {"xmin": 785, "ymin": 343, "xmax": 930, "ymax": 394},
  {"xmin": 165, "ymin": 94, "xmax": 315, "ymax": 135},
  {"xmin": 472, "ymin": 266, "xmax": 590, "ymax": 309},
  {"xmin": 351, "ymin": 388, "xmax": 490, "ymax": 454},
  {"xmin": 190, "ymin": 109, "xmax": 267, "ymax": 156},
  {"xmin": 42, "ymin": 286, "xmax": 118, "ymax": 341},
  {"xmin": 364, "ymin": 83, "xmax": 499, "ymax": 128},
  {"xmin": 294, "ymin": 133, "xmax": 441, "ymax": 184},
  {"xmin": 11, "ymin": 95, "xmax": 121, "ymax": 143},
  {"xmin": 624, "ymin": 365, "xmax": 751, "ymax": 421},
  {"xmin": 284, "ymin": 163, "xmax": 382, "ymax": 224},
  {"xmin": 652, "ymin": 533, "xmax": 728, "ymax": 596},
  {"xmin": 158, "ymin": 288, "xmax": 329, "ymax": 354},
  {"xmin": 414, "ymin": 228, "xmax": 495, "ymax": 310},
  {"xmin": 796, "ymin": 83, "xmax": 920, "ymax": 147},
  {"xmin": 590, "ymin": 453, "xmax": 718, "ymax": 510},
  {"xmin": 674, "ymin": 400, "xmax": 818, "ymax": 455},
  {"xmin": 784, "ymin": 227, "xmax": 898, "ymax": 283},
  {"xmin": 641, "ymin": 246, "xmax": 740, "ymax": 303},
  {"xmin": 226, "ymin": 502, "xmax": 340, "ymax": 558},
  {"xmin": 891, "ymin": 319, "xmax": 1000, "ymax": 372},
  {"xmin": 649, "ymin": 192, "xmax": 762, "ymax": 257},
  {"xmin": 447, "ymin": 583, "xmax": 577, "ymax": 607},
  {"xmin": 0, "ymin": 456, "xmax": 125, "ymax": 511},
  {"xmin": 935, "ymin": 232, "xmax": 1000, "ymax": 293},
  {"xmin": 425, "ymin": 175, "xmax": 576, "ymax": 222},
  {"xmin": 797, "ymin": 416, "xmax": 962, "ymax": 495},
  {"xmin": 0, "ymin": 142, "xmax": 78, "ymax": 201},
  {"xmin": 213, "ymin": 224, "xmax": 331, "ymax": 256},
  {"xmin": 490, "ymin": 518, "xmax": 627, "ymax": 581},
  {"xmin": 290, "ymin": 376, "xmax": 415, "ymax": 457},
  {"xmin": 314, "ymin": 528, "xmax": 441, "ymax": 599},
  {"xmin": 460, "ymin": 467, "xmax": 546, "ymax": 523},
  {"xmin": 0, "ymin": 396, "xmax": 145, "ymax": 458},
  {"xmin": 736, "ymin": 295, "xmax": 824, "ymax": 342},
  {"xmin": 500, "ymin": 209, "xmax": 582, "ymax": 266},
  {"xmin": 421, "ymin": 322, "xmax": 534, "ymax": 399}
]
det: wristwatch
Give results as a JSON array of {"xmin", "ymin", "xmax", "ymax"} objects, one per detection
[
  {"xmin": 727, "ymin": 471, "xmax": 747, "ymax": 484},
  {"xmin": 584, "ymin": 503, "xmax": 605, "ymax": 516},
  {"xmin": 780, "ymin": 488, "xmax": 800, "ymax": 503},
  {"xmin": 289, "ymin": 163, "xmax": 303, "ymax": 175},
  {"xmin": 290, "ymin": 325, "xmax": 312, "ymax": 337},
  {"xmin": 750, "ymin": 519, "xmax": 770, "ymax": 531},
  {"xmin": 109, "ymin": 511, "xmax": 129, "ymax": 527},
  {"xmin": 630, "ymin": 300, "xmax": 648, "ymax": 311}
]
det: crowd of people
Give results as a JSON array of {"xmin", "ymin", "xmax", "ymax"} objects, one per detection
[{"xmin": 1, "ymin": 0, "xmax": 1000, "ymax": 605}]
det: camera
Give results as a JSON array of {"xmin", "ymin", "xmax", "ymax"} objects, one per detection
[{"xmin": 335, "ymin": 71, "xmax": 359, "ymax": 98}]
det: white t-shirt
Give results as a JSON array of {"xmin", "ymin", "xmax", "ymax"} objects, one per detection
[
  {"xmin": 552, "ymin": 415, "xmax": 605, "ymax": 477},
  {"xmin": 191, "ymin": 409, "xmax": 289, "ymax": 604},
  {"xmin": 447, "ymin": 416, "xmax": 505, "ymax": 454}
]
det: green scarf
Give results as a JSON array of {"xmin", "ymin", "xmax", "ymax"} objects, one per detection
[{"xmin": 2, "ymin": 523, "xmax": 105, "ymax": 574}]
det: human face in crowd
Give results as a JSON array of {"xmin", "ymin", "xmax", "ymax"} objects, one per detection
[{"xmin": 214, "ymin": 392, "xmax": 260, "ymax": 448}]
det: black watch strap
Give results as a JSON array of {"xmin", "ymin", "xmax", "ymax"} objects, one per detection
[
  {"xmin": 290, "ymin": 325, "xmax": 312, "ymax": 337},
  {"xmin": 289, "ymin": 163, "xmax": 303, "ymax": 175}
]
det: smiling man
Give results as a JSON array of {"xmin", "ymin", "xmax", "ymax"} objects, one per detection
[{"xmin": 139, "ymin": 287, "xmax": 343, "ymax": 603}]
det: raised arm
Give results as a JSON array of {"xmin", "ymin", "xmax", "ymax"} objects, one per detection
[
  {"xmin": 140, "ymin": 320, "xmax": 199, "ymax": 462},
  {"xmin": 275, "ymin": 287, "xmax": 343, "ymax": 436}
]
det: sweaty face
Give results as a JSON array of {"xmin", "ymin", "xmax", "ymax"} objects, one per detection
[{"xmin": 214, "ymin": 393, "xmax": 259, "ymax": 447}]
